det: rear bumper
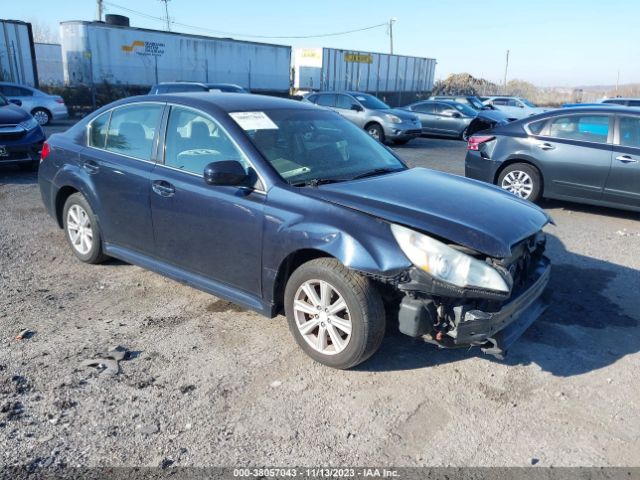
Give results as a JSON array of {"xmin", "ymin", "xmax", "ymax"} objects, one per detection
[
  {"xmin": 0, "ymin": 128, "xmax": 45, "ymax": 165},
  {"xmin": 464, "ymin": 150, "xmax": 500, "ymax": 183}
]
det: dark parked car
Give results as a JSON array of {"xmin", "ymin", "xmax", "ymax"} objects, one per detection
[
  {"xmin": 0, "ymin": 93, "xmax": 46, "ymax": 171},
  {"xmin": 207, "ymin": 83, "xmax": 249, "ymax": 93},
  {"xmin": 39, "ymin": 93, "xmax": 551, "ymax": 369},
  {"xmin": 401, "ymin": 100, "xmax": 508, "ymax": 140},
  {"xmin": 465, "ymin": 107, "xmax": 640, "ymax": 212},
  {"xmin": 304, "ymin": 91, "xmax": 421, "ymax": 144},
  {"xmin": 600, "ymin": 97, "xmax": 640, "ymax": 107},
  {"xmin": 148, "ymin": 82, "xmax": 209, "ymax": 95}
]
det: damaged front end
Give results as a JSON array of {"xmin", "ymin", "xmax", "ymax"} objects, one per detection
[{"xmin": 393, "ymin": 230, "xmax": 551, "ymax": 359}]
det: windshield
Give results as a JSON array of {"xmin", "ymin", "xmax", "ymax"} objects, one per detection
[
  {"xmin": 352, "ymin": 93, "xmax": 390, "ymax": 110},
  {"xmin": 451, "ymin": 103, "xmax": 477, "ymax": 116},
  {"xmin": 236, "ymin": 109, "xmax": 406, "ymax": 185},
  {"xmin": 468, "ymin": 97, "xmax": 485, "ymax": 110},
  {"xmin": 520, "ymin": 98, "xmax": 537, "ymax": 107}
]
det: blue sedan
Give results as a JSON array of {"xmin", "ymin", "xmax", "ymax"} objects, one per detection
[
  {"xmin": 0, "ymin": 94, "xmax": 45, "ymax": 171},
  {"xmin": 38, "ymin": 93, "xmax": 551, "ymax": 369}
]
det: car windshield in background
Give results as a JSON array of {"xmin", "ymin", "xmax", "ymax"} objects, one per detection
[
  {"xmin": 468, "ymin": 97, "xmax": 486, "ymax": 110},
  {"xmin": 353, "ymin": 94, "xmax": 390, "ymax": 110},
  {"xmin": 235, "ymin": 109, "xmax": 405, "ymax": 185},
  {"xmin": 452, "ymin": 103, "xmax": 477, "ymax": 116}
]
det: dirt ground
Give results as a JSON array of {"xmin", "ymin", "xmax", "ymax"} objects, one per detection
[{"xmin": 1, "ymin": 127, "xmax": 639, "ymax": 470}]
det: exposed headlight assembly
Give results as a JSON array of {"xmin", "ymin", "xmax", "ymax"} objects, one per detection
[
  {"xmin": 385, "ymin": 114, "xmax": 402, "ymax": 124},
  {"xmin": 19, "ymin": 117, "xmax": 39, "ymax": 131},
  {"xmin": 391, "ymin": 223, "xmax": 510, "ymax": 293}
]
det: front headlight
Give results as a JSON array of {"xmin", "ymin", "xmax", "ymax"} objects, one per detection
[
  {"xmin": 385, "ymin": 114, "xmax": 402, "ymax": 124},
  {"xmin": 19, "ymin": 117, "xmax": 39, "ymax": 131},
  {"xmin": 391, "ymin": 223, "xmax": 510, "ymax": 293}
]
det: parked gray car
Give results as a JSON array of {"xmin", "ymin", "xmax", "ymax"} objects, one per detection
[
  {"xmin": 401, "ymin": 100, "xmax": 476, "ymax": 139},
  {"xmin": 304, "ymin": 91, "xmax": 421, "ymax": 144},
  {"xmin": 0, "ymin": 81, "xmax": 68, "ymax": 126}
]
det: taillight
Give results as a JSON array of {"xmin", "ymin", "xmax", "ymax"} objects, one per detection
[
  {"xmin": 467, "ymin": 135, "xmax": 495, "ymax": 151},
  {"xmin": 40, "ymin": 142, "xmax": 50, "ymax": 163}
]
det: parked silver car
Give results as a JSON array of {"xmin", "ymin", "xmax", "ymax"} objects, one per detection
[
  {"xmin": 401, "ymin": 100, "xmax": 476, "ymax": 139},
  {"xmin": 304, "ymin": 91, "xmax": 421, "ymax": 144},
  {"xmin": 0, "ymin": 82, "xmax": 68, "ymax": 125}
]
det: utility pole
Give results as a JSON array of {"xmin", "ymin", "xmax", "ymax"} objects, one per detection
[
  {"xmin": 616, "ymin": 69, "xmax": 620, "ymax": 93},
  {"xmin": 388, "ymin": 18, "xmax": 396, "ymax": 55},
  {"xmin": 96, "ymin": 0, "xmax": 103, "ymax": 21},
  {"xmin": 503, "ymin": 49, "xmax": 509, "ymax": 92},
  {"xmin": 160, "ymin": 0, "xmax": 171, "ymax": 31}
]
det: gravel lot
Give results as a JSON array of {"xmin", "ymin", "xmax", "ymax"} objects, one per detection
[{"xmin": 1, "ymin": 120, "xmax": 639, "ymax": 470}]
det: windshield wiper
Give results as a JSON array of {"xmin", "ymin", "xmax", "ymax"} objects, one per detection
[
  {"xmin": 350, "ymin": 167, "xmax": 404, "ymax": 181},
  {"xmin": 291, "ymin": 178, "xmax": 344, "ymax": 187}
]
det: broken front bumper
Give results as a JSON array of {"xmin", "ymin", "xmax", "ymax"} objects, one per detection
[{"xmin": 396, "ymin": 256, "xmax": 551, "ymax": 358}]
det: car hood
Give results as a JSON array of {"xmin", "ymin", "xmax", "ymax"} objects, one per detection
[
  {"xmin": 381, "ymin": 108, "xmax": 419, "ymax": 122},
  {"xmin": 302, "ymin": 168, "xmax": 552, "ymax": 258},
  {"xmin": 0, "ymin": 104, "xmax": 30, "ymax": 124},
  {"xmin": 477, "ymin": 109, "xmax": 510, "ymax": 122}
]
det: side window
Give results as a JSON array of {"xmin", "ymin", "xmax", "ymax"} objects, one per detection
[
  {"xmin": 16, "ymin": 87, "xmax": 33, "ymax": 97},
  {"xmin": 628, "ymin": 100, "xmax": 640, "ymax": 107},
  {"xmin": 508, "ymin": 99, "xmax": 521, "ymax": 107},
  {"xmin": 603, "ymin": 99, "xmax": 625, "ymax": 105},
  {"xmin": 306, "ymin": 94, "xmax": 318, "ymax": 104},
  {"xmin": 316, "ymin": 94, "xmax": 336, "ymax": 107},
  {"xmin": 413, "ymin": 103, "xmax": 435, "ymax": 114},
  {"xmin": 88, "ymin": 111, "xmax": 111, "ymax": 149},
  {"xmin": 164, "ymin": 106, "xmax": 249, "ymax": 176},
  {"xmin": 527, "ymin": 119, "xmax": 547, "ymax": 135},
  {"xmin": 548, "ymin": 115, "xmax": 609, "ymax": 143},
  {"xmin": 492, "ymin": 98, "xmax": 508, "ymax": 106},
  {"xmin": 619, "ymin": 116, "xmax": 640, "ymax": 148},
  {"xmin": 335, "ymin": 95, "xmax": 353, "ymax": 110},
  {"xmin": 105, "ymin": 104, "xmax": 163, "ymax": 160},
  {"xmin": 434, "ymin": 103, "xmax": 453, "ymax": 115}
]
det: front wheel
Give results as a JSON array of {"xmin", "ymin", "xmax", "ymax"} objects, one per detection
[
  {"xmin": 366, "ymin": 123, "xmax": 385, "ymax": 143},
  {"xmin": 31, "ymin": 108, "xmax": 51, "ymax": 126},
  {"xmin": 497, "ymin": 163, "xmax": 542, "ymax": 202},
  {"xmin": 284, "ymin": 258, "xmax": 385, "ymax": 369}
]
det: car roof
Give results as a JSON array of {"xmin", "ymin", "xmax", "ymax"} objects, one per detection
[
  {"xmin": 154, "ymin": 81, "xmax": 207, "ymax": 87},
  {"xmin": 602, "ymin": 97, "xmax": 640, "ymax": 101},
  {"xmin": 121, "ymin": 92, "xmax": 317, "ymax": 112}
]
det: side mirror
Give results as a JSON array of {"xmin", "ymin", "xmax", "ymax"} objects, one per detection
[
  {"xmin": 518, "ymin": 104, "xmax": 525, "ymax": 108},
  {"xmin": 9, "ymin": 99, "xmax": 22, "ymax": 106},
  {"xmin": 203, "ymin": 160, "xmax": 248, "ymax": 186},
  {"xmin": 351, "ymin": 104, "xmax": 363, "ymax": 112}
]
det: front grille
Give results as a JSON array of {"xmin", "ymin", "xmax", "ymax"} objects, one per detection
[{"xmin": 501, "ymin": 234, "xmax": 545, "ymax": 294}]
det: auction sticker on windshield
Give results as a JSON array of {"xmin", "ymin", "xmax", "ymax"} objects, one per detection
[{"xmin": 229, "ymin": 111, "xmax": 278, "ymax": 130}]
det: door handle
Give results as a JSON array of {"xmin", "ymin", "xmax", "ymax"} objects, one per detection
[
  {"xmin": 152, "ymin": 180, "xmax": 175, "ymax": 197},
  {"xmin": 615, "ymin": 155, "xmax": 638, "ymax": 164},
  {"xmin": 536, "ymin": 142, "xmax": 555, "ymax": 150},
  {"xmin": 83, "ymin": 160, "xmax": 99, "ymax": 174}
]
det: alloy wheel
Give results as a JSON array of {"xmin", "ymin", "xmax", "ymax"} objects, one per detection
[
  {"xmin": 66, "ymin": 204, "xmax": 93, "ymax": 255},
  {"xmin": 501, "ymin": 170, "xmax": 534, "ymax": 199},
  {"xmin": 368, "ymin": 127, "xmax": 380, "ymax": 140},
  {"xmin": 293, "ymin": 279, "xmax": 352, "ymax": 355},
  {"xmin": 32, "ymin": 110, "xmax": 50, "ymax": 126}
]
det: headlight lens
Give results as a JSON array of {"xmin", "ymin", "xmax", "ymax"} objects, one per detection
[
  {"xmin": 391, "ymin": 223, "xmax": 510, "ymax": 293},
  {"xmin": 19, "ymin": 117, "xmax": 39, "ymax": 131},
  {"xmin": 385, "ymin": 114, "xmax": 402, "ymax": 124}
]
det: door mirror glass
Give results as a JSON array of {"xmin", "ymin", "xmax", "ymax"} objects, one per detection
[
  {"xmin": 351, "ymin": 104, "xmax": 363, "ymax": 112},
  {"xmin": 9, "ymin": 98, "xmax": 22, "ymax": 106},
  {"xmin": 204, "ymin": 160, "xmax": 249, "ymax": 186}
]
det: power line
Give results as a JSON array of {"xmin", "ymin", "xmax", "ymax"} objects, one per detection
[{"xmin": 103, "ymin": 1, "xmax": 387, "ymax": 40}]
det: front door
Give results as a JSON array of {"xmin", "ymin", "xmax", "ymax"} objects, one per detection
[
  {"xmin": 604, "ymin": 115, "xmax": 640, "ymax": 208},
  {"xmin": 150, "ymin": 105, "xmax": 265, "ymax": 296},
  {"xmin": 80, "ymin": 102, "xmax": 164, "ymax": 254}
]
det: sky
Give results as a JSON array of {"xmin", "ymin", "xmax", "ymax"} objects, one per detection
[{"xmin": 4, "ymin": 0, "xmax": 639, "ymax": 87}]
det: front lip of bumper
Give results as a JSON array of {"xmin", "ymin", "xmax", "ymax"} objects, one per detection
[{"xmin": 453, "ymin": 257, "xmax": 551, "ymax": 354}]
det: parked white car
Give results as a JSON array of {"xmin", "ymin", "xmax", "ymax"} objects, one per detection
[
  {"xmin": 482, "ymin": 96, "xmax": 546, "ymax": 120},
  {"xmin": 0, "ymin": 82, "xmax": 68, "ymax": 125}
]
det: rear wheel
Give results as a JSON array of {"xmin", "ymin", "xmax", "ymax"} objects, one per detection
[
  {"xmin": 497, "ymin": 163, "xmax": 542, "ymax": 202},
  {"xmin": 284, "ymin": 258, "xmax": 385, "ymax": 369},
  {"xmin": 366, "ymin": 123, "xmax": 385, "ymax": 143},
  {"xmin": 62, "ymin": 193, "xmax": 109, "ymax": 264},
  {"xmin": 31, "ymin": 108, "xmax": 51, "ymax": 126}
]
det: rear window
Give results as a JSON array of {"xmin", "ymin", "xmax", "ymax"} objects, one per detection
[{"xmin": 527, "ymin": 119, "xmax": 547, "ymax": 135}]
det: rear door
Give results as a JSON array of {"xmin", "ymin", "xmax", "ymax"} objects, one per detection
[
  {"xmin": 532, "ymin": 113, "xmax": 613, "ymax": 200},
  {"xmin": 604, "ymin": 115, "xmax": 640, "ymax": 208},
  {"xmin": 80, "ymin": 102, "xmax": 164, "ymax": 254}
]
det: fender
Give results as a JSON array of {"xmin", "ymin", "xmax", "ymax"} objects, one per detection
[{"xmin": 51, "ymin": 162, "xmax": 102, "ymax": 228}]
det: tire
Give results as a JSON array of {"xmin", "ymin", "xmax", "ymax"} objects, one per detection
[
  {"xmin": 366, "ymin": 123, "xmax": 385, "ymax": 143},
  {"xmin": 284, "ymin": 258, "xmax": 385, "ymax": 369},
  {"xmin": 18, "ymin": 161, "xmax": 39, "ymax": 172},
  {"xmin": 31, "ymin": 108, "xmax": 51, "ymax": 126},
  {"xmin": 461, "ymin": 127, "xmax": 470, "ymax": 141},
  {"xmin": 497, "ymin": 163, "xmax": 542, "ymax": 202},
  {"xmin": 62, "ymin": 193, "xmax": 109, "ymax": 264}
]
